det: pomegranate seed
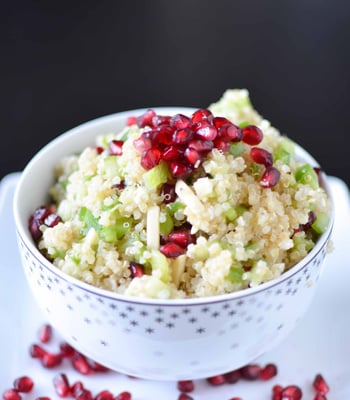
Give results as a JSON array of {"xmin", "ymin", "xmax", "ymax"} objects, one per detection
[
  {"xmin": 30, "ymin": 343, "xmax": 47, "ymax": 359},
  {"xmin": 313, "ymin": 394, "xmax": 327, "ymax": 400},
  {"xmin": 160, "ymin": 183, "xmax": 177, "ymax": 204},
  {"xmin": 160, "ymin": 242, "xmax": 185, "ymax": 258},
  {"xmin": 2, "ymin": 390, "xmax": 22, "ymax": 400},
  {"xmin": 260, "ymin": 166, "xmax": 280, "ymax": 188},
  {"xmin": 129, "ymin": 262, "xmax": 144, "ymax": 278},
  {"xmin": 193, "ymin": 120, "xmax": 218, "ymax": 141},
  {"xmin": 213, "ymin": 116, "xmax": 231, "ymax": 128},
  {"xmin": 224, "ymin": 369, "xmax": 241, "ymax": 384},
  {"xmin": 213, "ymin": 138, "xmax": 230, "ymax": 152},
  {"xmin": 313, "ymin": 374, "xmax": 329, "ymax": 394},
  {"xmin": 259, "ymin": 363, "xmax": 278, "ymax": 380},
  {"xmin": 72, "ymin": 353, "xmax": 92, "ymax": 375},
  {"xmin": 272, "ymin": 385, "xmax": 283, "ymax": 400},
  {"xmin": 95, "ymin": 146, "xmax": 104, "ymax": 154},
  {"xmin": 169, "ymin": 162, "xmax": 193, "ymax": 179},
  {"xmin": 206, "ymin": 374, "xmax": 226, "ymax": 386},
  {"xmin": 87, "ymin": 359, "xmax": 109, "ymax": 372},
  {"xmin": 36, "ymin": 397, "xmax": 51, "ymax": 400},
  {"xmin": 173, "ymin": 128, "xmax": 194, "ymax": 144},
  {"xmin": 29, "ymin": 206, "xmax": 61, "ymax": 241},
  {"xmin": 241, "ymin": 125, "xmax": 263, "ymax": 145},
  {"xmin": 126, "ymin": 116, "xmax": 137, "ymax": 126},
  {"xmin": 188, "ymin": 139, "xmax": 214, "ymax": 153},
  {"xmin": 178, "ymin": 395, "xmax": 193, "ymax": 400},
  {"xmin": 39, "ymin": 324, "xmax": 52, "ymax": 343},
  {"xmin": 44, "ymin": 213, "xmax": 61, "ymax": 228},
  {"xmin": 137, "ymin": 109, "xmax": 156, "ymax": 128},
  {"xmin": 152, "ymin": 126, "xmax": 174, "ymax": 145},
  {"xmin": 133, "ymin": 136, "xmax": 152, "ymax": 153},
  {"xmin": 250, "ymin": 147, "xmax": 273, "ymax": 167},
  {"xmin": 229, "ymin": 398, "xmax": 242, "ymax": 400},
  {"xmin": 53, "ymin": 373, "xmax": 71, "ymax": 397},
  {"xmin": 42, "ymin": 352, "xmax": 63, "ymax": 368},
  {"xmin": 71, "ymin": 382, "xmax": 84, "ymax": 397},
  {"xmin": 184, "ymin": 147, "xmax": 202, "ymax": 166},
  {"xmin": 164, "ymin": 229, "xmax": 195, "ymax": 248},
  {"xmin": 13, "ymin": 376, "xmax": 34, "ymax": 393},
  {"xmin": 162, "ymin": 145, "xmax": 184, "ymax": 161},
  {"xmin": 218, "ymin": 124, "xmax": 242, "ymax": 142},
  {"xmin": 94, "ymin": 390, "xmax": 114, "ymax": 400},
  {"xmin": 141, "ymin": 148, "xmax": 161, "ymax": 170},
  {"xmin": 109, "ymin": 140, "xmax": 124, "ymax": 156},
  {"xmin": 76, "ymin": 390, "xmax": 93, "ymax": 400},
  {"xmin": 191, "ymin": 108, "xmax": 213, "ymax": 123},
  {"xmin": 59, "ymin": 342, "xmax": 76, "ymax": 358},
  {"xmin": 240, "ymin": 364, "xmax": 261, "ymax": 380},
  {"xmin": 177, "ymin": 380, "xmax": 195, "ymax": 393},
  {"xmin": 171, "ymin": 114, "xmax": 191, "ymax": 129},
  {"xmin": 152, "ymin": 115, "xmax": 172, "ymax": 127},
  {"xmin": 114, "ymin": 392, "xmax": 132, "ymax": 400},
  {"xmin": 281, "ymin": 385, "xmax": 302, "ymax": 400}
]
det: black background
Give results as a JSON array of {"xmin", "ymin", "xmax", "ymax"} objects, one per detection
[{"xmin": 2, "ymin": 1, "xmax": 350, "ymax": 186}]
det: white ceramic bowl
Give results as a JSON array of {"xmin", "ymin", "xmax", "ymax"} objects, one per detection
[{"xmin": 13, "ymin": 108, "xmax": 334, "ymax": 380}]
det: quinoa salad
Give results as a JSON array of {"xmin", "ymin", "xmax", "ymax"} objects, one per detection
[{"xmin": 29, "ymin": 90, "xmax": 331, "ymax": 299}]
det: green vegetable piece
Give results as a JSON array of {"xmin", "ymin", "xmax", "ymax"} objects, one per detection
[
  {"xmin": 79, "ymin": 207, "xmax": 100, "ymax": 233},
  {"xmin": 311, "ymin": 212, "xmax": 329, "ymax": 234},
  {"xmin": 274, "ymin": 139, "xmax": 295, "ymax": 164},
  {"xmin": 103, "ymin": 155, "xmax": 119, "ymax": 178},
  {"xmin": 229, "ymin": 141, "xmax": 245, "ymax": 157},
  {"xmin": 295, "ymin": 164, "xmax": 319, "ymax": 190},
  {"xmin": 227, "ymin": 265, "xmax": 244, "ymax": 283},
  {"xmin": 159, "ymin": 211, "xmax": 174, "ymax": 236},
  {"xmin": 150, "ymin": 250, "xmax": 170, "ymax": 283},
  {"xmin": 143, "ymin": 162, "xmax": 170, "ymax": 189},
  {"xmin": 167, "ymin": 201, "xmax": 185, "ymax": 216},
  {"xmin": 99, "ymin": 218, "xmax": 130, "ymax": 242},
  {"xmin": 238, "ymin": 121, "xmax": 250, "ymax": 128}
]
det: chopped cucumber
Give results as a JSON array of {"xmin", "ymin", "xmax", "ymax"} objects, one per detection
[
  {"xmin": 143, "ymin": 161, "xmax": 170, "ymax": 189},
  {"xmin": 159, "ymin": 210, "xmax": 174, "ymax": 236},
  {"xmin": 99, "ymin": 218, "xmax": 130, "ymax": 242},
  {"xmin": 311, "ymin": 212, "xmax": 329, "ymax": 234},
  {"xmin": 227, "ymin": 265, "xmax": 244, "ymax": 283},
  {"xmin": 79, "ymin": 207, "xmax": 100, "ymax": 234},
  {"xmin": 150, "ymin": 250, "xmax": 170, "ymax": 283},
  {"xmin": 167, "ymin": 201, "xmax": 185, "ymax": 216},
  {"xmin": 273, "ymin": 139, "xmax": 295, "ymax": 165},
  {"xmin": 295, "ymin": 164, "xmax": 319, "ymax": 190},
  {"xmin": 229, "ymin": 141, "xmax": 245, "ymax": 157},
  {"xmin": 102, "ymin": 155, "xmax": 119, "ymax": 178}
]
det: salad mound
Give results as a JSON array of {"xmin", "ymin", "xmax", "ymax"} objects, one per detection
[{"xmin": 29, "ymin": 90, "xmax": 330, "ymax": 299}]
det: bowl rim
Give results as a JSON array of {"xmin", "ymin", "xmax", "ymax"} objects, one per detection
[{"xmin": 13, "ymin": 107, "xmax": 335, "ymax": 306}]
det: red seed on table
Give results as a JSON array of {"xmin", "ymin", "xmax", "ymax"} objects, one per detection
[
  {"xmin": 281, "ymin": 385, "xmax": 302, "ymax": 400},
  {"xmin": 39, "ymin": 324, "xmax": 52, "ymax": 343},
  {"xmin": 313, "ymin": 394, "xmax": 327, "ymax": 400},
  {"xmin": 206, "ymin": 374, "xmax": 226, "ymax": 386},
  {"xmin": 114, "ymin": 392, "xmax": 132, "ymax": 400},
  {"xmin": 178, "ymin": 394, "xmax": 193, "ymax": 400},
  {"xmin": 177, "ymin": 380, "xmax": 195, "ymax": 393},
  {"xmin": 72, "ymin": 353, "xmax": 92, "ymax": 375},
  {"xmin": 224, "ymin": 369, "xmax": 241, "ymax": 384},
  {"xmin": 272, "ymin": 384, "xmax": 283, "ymax": 400},
  {"xmin": 35, "ymin": 397, "xmax": 51, "ymax": 400},
  {"xmin": 313, "ymin": 373, "xmax": 330, "ymax": 394},
  {"xmin": 94, "ymin": 390, "xmax": 114, "ymax": 400},
  {"xmin": 13, "ymin": 376, "xmax": 34, "ymax": 393},
  {"xmin": 71, "ymin": 381, "xmax": 84, "ymax": 397},
  {"xmin": 59, "ymin": 342, "xmax": 76, "ymax": 358},
  {"xmin": 53, "ymin": 373, "xmax": 71, "ymax": 397},
  {"xmin": 41, "ymin": 352, "xmax": 63, "ymax": 368},
  {"xmin": 259, "ymin": 363, "xmax": 278, "ymax": 380},
  {"xmin": 87, "ymin": 359, "xmax": 110, "ymax": 372},
  {"xmin": 30, "ymin": 343, "xmax": 47, "ymax": 359},
  {"xmin": 2, "ymin": 390, "xmax": 22, "ymax": 400},
  {"xmin": 240, "ymin": 364, "xmax": 261, "ymax": 380}
]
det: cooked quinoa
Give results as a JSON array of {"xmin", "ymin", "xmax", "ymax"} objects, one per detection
[{"xmin": 33, "ymin": 89, "xmax": 330, "ymax": 299}]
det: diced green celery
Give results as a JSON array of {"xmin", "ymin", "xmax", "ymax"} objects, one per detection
[
  {"xmin": 99, "ymin": 218, "xmax": 130, "ymax": 242},
  {"xmin": 293, "ymin": 234, "xmax": 315, "ymax": 252},
  {"xmin": 224, "ymin": 205, "xmax": 247, "ymax": 222},
  {"xmin": 50, "ymin": 247, "xmax": 66, "ymax": 259},
  {"xmin": 295, "ymin": 164, "xmax": 319, "ymax": 190},
  {"xmin": 250, "ymin": 162, "xmax": 261, "ymax": 177},
  {"xmin": 311, "ymin": 212, "xmax": 329, "ymax": 234},
  {"xmin": 238, "ymin": 121, "xmax": 250, "ymax": 128},
  {"xmin": 245, "ymin": 242, "xmax": 259, "ymax": 251},
  {"xmin": 167, "ymin": 201, "xmax": 185, "ymax": 216},
  {"xmin": 143, "ymin": 162, "xmax": 170, "ymax": 189},
  {"xmin": 159, "ymin": 211, "xmax": 174, "ymax": 236},
  {"xmin": 78, "ymin": 207, "xmax": 100, "ymax": 234},
  {"xmin": 101, "ymin": 195, "xmax": 119, "ymax": 211},
  {"xmin": 102, "ymin": 155, "xmax": 119, "ymax": 178},
  {"xmin": 227, "ymin": 265, "xmax": 244, "ymax": 283},
  {"xmin": 273, "ymin": 139, "xmax": 295, "ymax": 165},
  {"xmin": 118, "ymin": 127, "xmax": 132, "ymax": 141},
  {"xmin": 150, "ymin": 250, "xmax": 170, "ymax": 283},
  {"xmin": 229, "ymin": 141, "xmax": 245, "ymax": 157},
  {"xmin": 192, "ymin": 243, "xmax": 209, "ymax": 261}
]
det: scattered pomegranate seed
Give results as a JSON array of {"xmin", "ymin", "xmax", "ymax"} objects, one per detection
[
  {"xmin": 129, "ymin": 262, "xmax": 145, "ymax": 278},
  {"xmin": 206, "ymin": 374, "xmax": 226, "ymax": 386},
  {"xmin": 72, "ymin": 353, "xmax": 92, "ymax": 375},
  {"xmin": 59, "ymin": 342, "xmax": 76, "ymax": 358},
  {"xmin": 114, "ymin": 392, "xmax": 132, "ymax": 400},
  {"xmin": 95, "ymin": 146, "xmax": 104, "ymax": 154},
  {"xmin": 281, "ymin": 385, "xmax": 302, "ymax": 400},
  {"xmin": 109, "ymin": 140, "xmax": 124, "ymax": 156},
  {"xmin": 30, "ymin": 343, "xmax": 47, "ymax": 359},
  {"xmin": 41, "ymin": 352, "xmax": 63, "ymax": 368},
  {"xmin": 223, "ymin": 369, "xmax": 241, "ymax": 384},
  {"xmin": 39, "ymin": 324, "xmax": 52, "ymax": 343},
  {"xmin": 259, "ymin": 363, "xmax": 278, "ymax": 380},
  {"xmin": 272, "ymin": 384, "xmax": 283, "ymax": 400},
  {"xmin": 260, "ymin": 166, "xmax": 281, "ymax": 188},
  {"xmin": 177, "ymin": 380, "xmax": 195, "ymax": 393},
  {"xmin": 240, "ymin": 364, "xmax": 261, "ymax": 380},
  {"xmin": 87, "ymin": 359, "xmax": 109, "ymax": 372},
  {"xmin": 178, "ymin": 394, "xmax": 193, "ymax": 400},
  {"xmin": 141, "ymin": 148, "xmax": 161, "ymax": 170},
  {"xmin": 35, "ymin": 397, "xmax": 51, "ymax": 400},
  {"xmin": 313, "ymin": 374, "xmax": 329, "ymax": 395},
  {"xmin": 29, "ymin": 205, "xmax": 61, "ymax": 241},
  {"xmin": 160, "ymin": 242, "xmax": 185, "ymax": 258},
  {"xmin": 163, "ymin": 228, "xmax": 195, "ymax": 249},
  {"xmin": 250, "ymin": 147, "xmax": 273, "ymax": 167},
  {"xmin": 71, "ymin": 381, "xmax": 85, "ymax": 397},
  {"xmin": 313, "ymin": 394, "xmax": 327, "ymax": 400},
  {"xmin": 94, "ymin": 390, "xmax": 114, "ymax": 400},
  {"xmin": 75, "ymin": 389, "xmax": 93, "ymax": 400},
  {"xmin": 241, "ymin": 125, "xmax": 263, "ymax": 145},
  {"xmin": 293, "ymin": 211, "xmax": 317, "ymax": 235},
  {"xmin": 126, "ymin": 116, "xmax": 137, "ymax": 126},
  {"xmin": 13, "ymin": 376, "xmax": 34, "ymax": 393},
  {"xmin": 2, "ymin": 390, "xmax": 22, "ymax": 400},
  {"xmin": 53, "ymin": 373, "xmax": 71, "ymax": 397},
  {"xmin": 229, "ymin": 398, "xmax": 242, "ymax": 400}
]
